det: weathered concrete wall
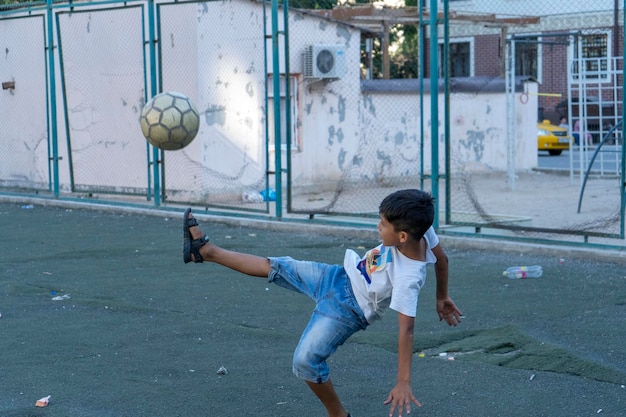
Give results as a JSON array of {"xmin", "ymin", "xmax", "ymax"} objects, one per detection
[
  {"xmin": 0, "ymin": 0, "xmax": 539, "ymax": 198},
  {"xmin": 0, "ymin": 15, "xmax": 52, "ymax": 189}
]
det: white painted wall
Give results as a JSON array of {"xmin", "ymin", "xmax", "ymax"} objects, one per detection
[
  {"xmin": 0, "ymin": 0, "xmax": 539, "ymax": 198},
  {"xmin": 358, "ymin": 82, "xmax": 538, "ymax": 178},
  {"xmin": 0, "ymin": 15, "xmax": 49, "ymax": 188}
]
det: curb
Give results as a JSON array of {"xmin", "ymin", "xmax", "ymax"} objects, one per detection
[{"xmin": 3, "ymin": 194, "xmax": 626, "ymax": 264}]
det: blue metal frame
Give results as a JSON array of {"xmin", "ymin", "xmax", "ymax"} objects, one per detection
[
  {"xmin": 443, "ymin": 0, "xmax": 450, "ymax": 229},
  {"xmin": 270, "ymin": 0, "xmax": 282, "ymax": 218},
  {"xmin": 620, "ymin": 0, "xmax": 626, "ymax": 239},
  {"xmin": 429, "ymin": 0, "xmax": 439, "ymax": 228},
  {"xmin": 46, "ymin": 0, "xmax": 59, "ymax": 197},
  {"xmin": 54, "ymin": 10, "xmax": 73, "ymax": 192},
  {"xmin": 147, "ymin": 0, "xmax": 160, "ymax": 206},
  {"xmin": 283, "ymin": 0, "xmax": 292, "ymax": 215},
  {"xmin": 419, "ymin": 0, "xmax": 425, "ymax": 192}
]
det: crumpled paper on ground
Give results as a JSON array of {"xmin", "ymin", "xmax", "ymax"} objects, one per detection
[{"xmin": 35, "ymin": 395, "xmax": 51, "ymax": 407}]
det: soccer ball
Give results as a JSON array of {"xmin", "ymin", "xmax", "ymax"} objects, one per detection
[{"xmin": 140, "ymin": 91, "xmax": 200, "ymax": 150}]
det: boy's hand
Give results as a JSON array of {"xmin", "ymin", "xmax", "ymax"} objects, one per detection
[
  {"xmin": 437, "ymin": 296, "xmax": 462, "ymax": 326},
  {"xmin": 384, "ymin": 382, "xmax": 421, "ymax": 417}
]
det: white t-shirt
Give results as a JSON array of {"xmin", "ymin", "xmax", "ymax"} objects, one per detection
[{"xmin": 343, "ymin": 226, "xmax": 439, "ymax": 324}]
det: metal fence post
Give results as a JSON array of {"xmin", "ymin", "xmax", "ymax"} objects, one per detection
[
  {"xmin": 429, "ymin": 0, "xmax": 440, "ymax": 228},
  {"xmin": 271, "ymin": 0, "xmax": 282, "ymax": 218},
  {"xmin": 147, "ymin": 0, "xmax": 161, "ymax": 206},
  {"xmin": 46, "ymin": 0, "xmax": 59, "ymax": 197},
  {"xmin": 621, "ymin": 0, "xmax": 626, "ymax": 238}
]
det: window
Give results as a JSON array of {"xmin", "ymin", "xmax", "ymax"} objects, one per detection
[
  {"xmin": 514, "ymin": 36, "xmax": 539, "ymax": 81},
  {"xmin": 267, "ymin": 75, "xmax": 298, "ymax": 151},
  {"xmin": 571, "ymin": 32, "xmax": 611, "ymax": 81},
  {"xmin": 439, "ymin": 39, "xmax": 473, "ymax": 77}
]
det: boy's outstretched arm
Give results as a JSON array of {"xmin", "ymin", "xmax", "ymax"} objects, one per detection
[
  {"xmin": 432, "ymin": 245, "xmax": 463, "ymax": 326},
  {"xmin": 384, "ymin": 312, "xmax": 421, "ymax": 417}
]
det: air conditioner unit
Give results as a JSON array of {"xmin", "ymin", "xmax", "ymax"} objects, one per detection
[{"xmin": 303, "ymin": 44, "xmax": 346, "ymax": 80}]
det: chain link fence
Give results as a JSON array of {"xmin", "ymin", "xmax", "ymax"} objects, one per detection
[
  {"xmin": 443, "ymin": 0, "xmax": 625, "ymax": 240},
  {"xmin": 0, "ymin": 0, "xmax": 624, "ymax": 243},
  {"xmin": 57, "ymin": 5, "xmax": 147, "ymax": 195},
  {"xmin": 157, "ymin": 1, "xmax": 269, "ymax": 209},
  {"xmin": 284, "ymin": 0, "xmax": 625, "ymax": 242},
  {"xmin": 285, "ymin": 3, "xmax": 431, "ymax": 216}
]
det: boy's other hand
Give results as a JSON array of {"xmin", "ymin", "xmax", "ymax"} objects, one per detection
[
  {"xmin": 384, "ymin": 382, "xmax": 421, "ymax": 417},
  {"xmin": 437, "ymin": 296, "xmax": 462, "ymax": 326}
]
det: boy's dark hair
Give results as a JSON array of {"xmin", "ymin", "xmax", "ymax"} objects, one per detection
[{"xmin": 379, "ymin": 189, "xmax": 435, "ymax": 240}]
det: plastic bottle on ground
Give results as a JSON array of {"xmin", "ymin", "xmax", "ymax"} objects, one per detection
[{"xmin": 503, "ymin": 265, "xmax": 543, "ymax": 279}]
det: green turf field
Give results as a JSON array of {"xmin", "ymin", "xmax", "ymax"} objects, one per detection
[{"xmin": 1, "ymin": 203, "xmax": 625, "ymax": 416}]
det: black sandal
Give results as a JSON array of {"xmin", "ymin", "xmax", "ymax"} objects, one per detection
[{"xmin": 183, "ymin": 208, "xmax": 209, "ymax": 264}]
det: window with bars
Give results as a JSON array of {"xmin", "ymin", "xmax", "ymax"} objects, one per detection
[
  {"xmin": 515, "ymin": 37, "xmax": 539, "ymax": 80},
  {"xmin": 439, "ymin": 41, "xmax": 472, "ymax": 77},
  {"xmin": 572, "ymin": 33, "xmax": 610, "ymax": 80}
]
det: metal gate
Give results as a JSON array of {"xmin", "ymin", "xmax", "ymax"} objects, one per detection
[
  {"xmin": 443, "ymin": 1, "xmax": 626, "ymax": 243},
  {"xmin": 0, "ymin": 0, "xmax": 274, "ymax": 213}
]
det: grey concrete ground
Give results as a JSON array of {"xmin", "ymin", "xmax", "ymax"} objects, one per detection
[{"xmin": 1, "ymin": 200, "xmax": 625, "ymax": 417}]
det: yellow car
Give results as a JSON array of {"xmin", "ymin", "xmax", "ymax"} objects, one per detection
[{"xmin": 538, "ymin": 119, "xmax": 570, "ymax": 156}]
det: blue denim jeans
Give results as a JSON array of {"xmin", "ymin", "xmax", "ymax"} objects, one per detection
[{"xmin": 268, "ymin": 256, "xmax": 368, "ymax": 383}]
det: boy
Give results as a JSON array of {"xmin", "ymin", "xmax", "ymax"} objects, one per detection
[{"xmin": 182, "ymin": 189, "xmax": 462, "ymax": 417}]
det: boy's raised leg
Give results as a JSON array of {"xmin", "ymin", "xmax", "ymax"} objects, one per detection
[
  {"xmin": 183, "ymin": 209, "xmax": 271, "ymax": 277},
  {"xmin": 184, "ymin": 209, "xmax": 350, "ymax": 417}
]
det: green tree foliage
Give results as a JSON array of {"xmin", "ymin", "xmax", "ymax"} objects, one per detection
[
  {"xmin": 290, "ymin": 0, "xmax": 420, "ymax": 79},
  {"xmin": 1, "ymin": 0, "xmax": 43, "ymax": 7},
  {"xmin": 361, "ymin": 5, "xmax": 419, "ymax": 78},
  {"xmin": 390, "ymin": 24, "xmax": 419, "ymax": 78},
  {"xmin": 390, "ymin": 0, "xmax": 419, "ymax": 79}
]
